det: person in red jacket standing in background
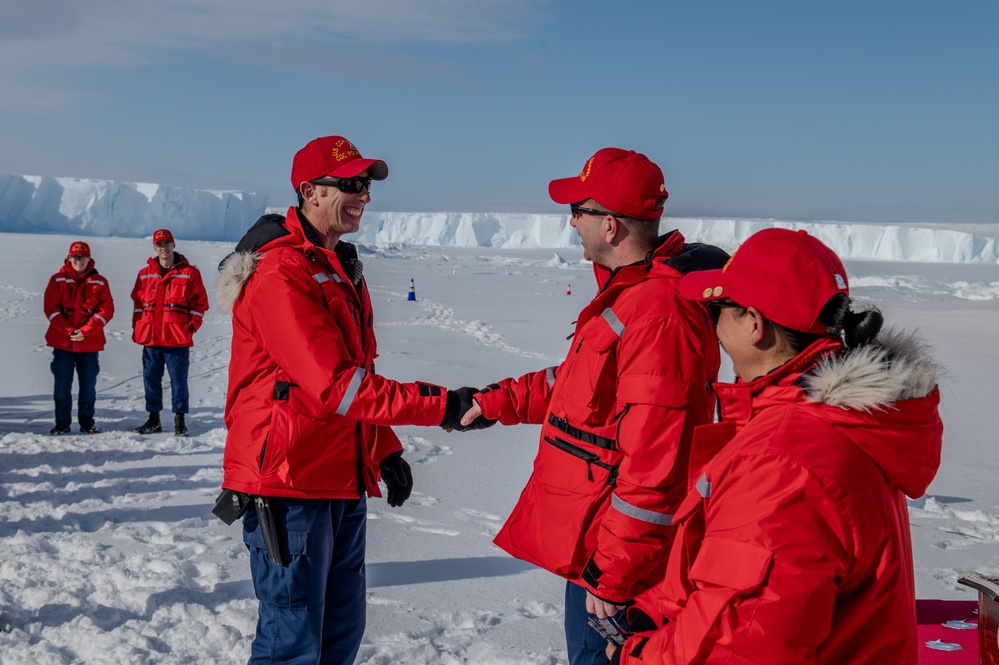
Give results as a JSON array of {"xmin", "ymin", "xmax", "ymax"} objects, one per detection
[
  {"xmin": 130, "ymin": 229, "xmax": 209, "ymax": 436},
  {"xmin": 607, "ymin": 229, "xmax": 944, "ymax": 665},
  {"xmin": 44, "ymin": 240, "xmax": 114, "ymax": 435}
]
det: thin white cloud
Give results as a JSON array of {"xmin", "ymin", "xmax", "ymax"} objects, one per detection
[{"xmin": 0, "ymin": 0, "xmax": 548, "ymax": 112}]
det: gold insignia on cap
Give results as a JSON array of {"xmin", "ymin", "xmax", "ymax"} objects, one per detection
[
  {"xmin": 330, "ymin": 138, "xmax": 359, "ymax": 162},
  {"xmin": 579, "ymin": 157, "xmax": 594, "ymax": 182},
  {"xmin": 702, "ymin": 288, "xmax": 713, "ymax": 298},
  {"xmin": 712, "ymin": 286, "xmax": 723, "ymax": 297},
  {"xmin": 660, "ymin": 184, "xmax": 666, "ymax": 192}
]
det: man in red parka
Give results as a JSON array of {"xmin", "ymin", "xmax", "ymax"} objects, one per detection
[
  {"xmin": 216, "ymin": 135, "xmax": 465, "ymax": 665},
  {"xmin": 130, "ymin": 229, "xmax": 209, "ymax": 436},
  {"xmin": 44, "ymin": 240, "xmax": 114, "ymax": 435},
  {"xmin": 452, "ymin": 148, "xmax": 727, "ymax": 665}
]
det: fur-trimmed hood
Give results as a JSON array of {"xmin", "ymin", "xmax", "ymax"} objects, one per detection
[
  {"xmin": 716, "ymin": 330, "xmax": 944, "ymax": 498},
  {"xmin": 799, "ymin": 327, "xmax": 942, "ymax": 410},
  {"xmin": 216, "ymin": 251, "xmax": 260, "ymax": 314}
]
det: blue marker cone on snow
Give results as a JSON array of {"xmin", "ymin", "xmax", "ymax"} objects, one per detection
[{"xmin": 407, "ymin": 278, "xmax": 416, "ymax": 301}]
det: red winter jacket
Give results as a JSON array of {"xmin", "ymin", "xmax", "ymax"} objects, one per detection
[
  {"xmin": 130, "ymin": 254, "xmax": 209, "ymax": 347},
  {"xmin": 44, "ymin": 260, "xmax": 114, "ymax": 352},
  {"xmin": 477, "ymin": 232, "xmax": 722, "ymax": 604},
  {"xmin": 618, "ymin": 333, "xmax": 943, "ymax": 665},
  {"xmin": 218, "ymin": 208, "xmax": 448, "ymax": 499}
]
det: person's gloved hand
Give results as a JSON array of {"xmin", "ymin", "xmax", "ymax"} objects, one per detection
[
  {"xmin": 440, "ymin": 387, "xmax": 497, "ymax": 431},
  {"xmin": 379, "ymin": 452, "xmax": 413, "ymax": 507}
]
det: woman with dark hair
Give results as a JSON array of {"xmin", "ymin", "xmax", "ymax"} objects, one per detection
[{"xmin": 608, "ymin": 228, "xmax": 943, "ymax": 664}]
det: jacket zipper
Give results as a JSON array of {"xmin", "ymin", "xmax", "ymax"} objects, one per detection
[{"xmin": 543, "ymin": 435, "xmax": 618, "ymax": 485}]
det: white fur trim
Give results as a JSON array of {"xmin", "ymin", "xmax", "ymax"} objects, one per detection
[
  {"xmin": 215, "ymin": 252, "xmax": 260, "ymax": 314},
  {"xmin": 800, "ymin": 328, "xmax": 942, "ymax": 411}
]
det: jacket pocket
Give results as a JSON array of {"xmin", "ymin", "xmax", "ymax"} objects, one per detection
[
  {"xmin": 495, "ymin": 472, "xmax": 614, "ymax": 578},
  {"xmin": 688, "ymin": 536, "xmax": 773, "ymax": 593},
  {"xmin": 561, "ymin": 314, "xmax": 620, "ymax": 415},
  {"xmin": 262, "ymin": 389, "xmax": 355, "ymax": 492}
]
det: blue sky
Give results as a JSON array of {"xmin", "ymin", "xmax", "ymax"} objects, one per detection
[{"xmin": 1, "ymin": 0, "xmax": 996, "ymax": 223}]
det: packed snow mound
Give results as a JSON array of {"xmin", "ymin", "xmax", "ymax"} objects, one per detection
[
  {"xmin": 0, "ymin": 173, "xmax": 268, "ymax": 241},
  {"xmin": 1, "ymin": 173, "xmax": 997, "ymax": 263}
]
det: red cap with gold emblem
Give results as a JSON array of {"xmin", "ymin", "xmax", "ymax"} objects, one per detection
[
  {"xmin": 68, "ymin": 241, "xmax": 91, "ymax": 258},
  {"xmin": 679, "ymin": 228, "xmax": 849, "ymax": 335},
  {"xmin": 548, "ymin": 147, "xmax": 668, "ymax": 220},
  {"xmin": 290, "ymin": 136, "xmax": 388, "ymax": 191},
  {"xmin": 152, "ymin": 229, "xmax": 175, "ymax": 244}
]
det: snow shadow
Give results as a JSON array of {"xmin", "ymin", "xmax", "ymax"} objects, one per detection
[{"xmin": 367, "ymin": 556, "xmax": 535, "ymax": 588}]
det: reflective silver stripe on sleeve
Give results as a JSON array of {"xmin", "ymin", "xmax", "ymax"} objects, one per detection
[
  {"xmin": 545, "ymin": 366, "xmax": 556, "ymax": 388},
  {"xmin": 94, "ymin": 314, "xmax": 108, "ymax": 326},
  {"xmin": 191, "ymin": 311, "xmax": 205, "ymax": 318},
  {"xmin": 55, "ymin": 278, "xmax": 72, "ymax": 283},
  {"xmin": 313, "ymin": 272, "xmax": 344, "ymax": 285},
  {"xmin": 140, "ymin": 274, "xmax": 159, "ymax": 280},
  {"xmin": 89, "ymin": 280, "xmax": 106, "ymax": 287},
  {"xmin": 133, "ymin": 308, "xmax": 143, "ymax": 313},
  {"xmin": 47, "ymin": 312, "xmax": 60, "ymax": 321},
  {"xmin": 601, "ymin": 308, "xmax": 625, "ymax": 337},
  {"xmin": 171, "ymin": 274, "xmax": 191, "ymax": 280},
  {"xmin": 696, "ymin": 474, "xmax": 711, "ymax": 498},
  {"xmin": 611, "ymin": 494, "xmax": 674, "ymax": 526},
  {"xmin": 336, "ymin": 367, "xmax": 367, "ymax": 416}
]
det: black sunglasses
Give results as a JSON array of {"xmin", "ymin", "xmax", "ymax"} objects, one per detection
[
  {"xmin": 310, "ymin": 176, "xmax": 372, "ymax": 194},
  {"xmin": 707, "ymin": 300, "xmax": 744, "ymax": 325},
  {"xmin": 570, "ymin": 204, "xmax": 629, "ymax": 220}
]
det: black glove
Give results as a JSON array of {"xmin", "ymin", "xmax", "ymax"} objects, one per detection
[
  {"xmin": 379, "ymin": 452, "xmax": 413, "ymax": 507},
  {"xmin": 440, "ymin": 387, "xmax": 497, "ymax": 431}
]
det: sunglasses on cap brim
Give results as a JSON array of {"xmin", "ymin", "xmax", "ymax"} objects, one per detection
[{"xmin": 309, "ymin": 176, "xmax": 372, "ymax": 194}]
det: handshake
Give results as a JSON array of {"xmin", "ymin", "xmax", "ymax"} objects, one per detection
[{"xmin": 439, "ymin": 387, "xmax": 497, "ymax": 432}]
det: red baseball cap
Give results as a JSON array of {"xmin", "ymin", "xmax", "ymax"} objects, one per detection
[
  {"xmin": 68, "ymin": 241, "xmax": 91, "ymax": 258},
  {"xmin": 152, "ymin": 229, "xmax": 175, "ymax": 244},
  {"xmin": 291, "ymin": 136, "xmax": 388, "ymax": 191},
  {"xmin": 679, "ymin": 228, "xmax": 850, "ymax": 335},
  {"xmin": 549, "ymin": 147, "xmax": 668, "ymax": 220}
]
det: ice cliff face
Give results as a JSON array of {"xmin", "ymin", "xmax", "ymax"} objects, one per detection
[
  {"xmin": 1, "ymin": 173, "xmax": 996, "ymax": 263},
  {"xmin": 358, "ymin": 213, "xmax": 999, "ymax": 264},
  {"xmin": 0, "ymin": 173, "xmax": 268, "ymax": 241}
]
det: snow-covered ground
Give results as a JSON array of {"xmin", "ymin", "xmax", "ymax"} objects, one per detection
[{"xmin": 1, "ymin": 228, "xmax": 998, "ymax": 664}]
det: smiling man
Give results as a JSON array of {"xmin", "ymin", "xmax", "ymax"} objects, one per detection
[{"xmin": 216, "ymin": 135, "xmax": 461, "ymax": 665}]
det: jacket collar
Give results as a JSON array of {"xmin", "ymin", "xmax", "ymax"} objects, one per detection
[{"xmin": 592, "ymin": 230, "xmax": 685, "ymax": 292}]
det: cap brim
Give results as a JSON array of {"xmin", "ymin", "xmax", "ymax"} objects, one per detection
[
  {"xmin": 548, "ymin": 177, "xmax": 588, "ymax": 205},
  {"xmin": 678, "ymin": 269, "xmax": 727, "ymax": 301},
  {"xmin": 329, "ymin": 158, "xmax": 388, "ymax": 181}
]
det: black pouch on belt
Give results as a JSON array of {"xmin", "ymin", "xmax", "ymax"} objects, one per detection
[
  {"xmin": 212, "ymin": 489, "xmax": 252, "ymax": 525},
  {"xmin": 254, "ymin": 496, "xmax": 286, "ymax": 566}
]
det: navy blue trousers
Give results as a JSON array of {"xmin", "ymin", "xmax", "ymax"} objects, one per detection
[
  {"xmin": 141, "ymin": 346, "xmax": 189, "ymax": 414},
  {"xmin": 244, "ymin": 497, "xmax": 367, "ymax": 665},
  {"xmin": 565, "ymin": 580, "xmax": 629, "ymax": 665},
  {"xmin": 51, "ymin": 349, "xmax": 99, "ymax": 429}
]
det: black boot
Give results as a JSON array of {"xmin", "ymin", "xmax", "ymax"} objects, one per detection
[
  {"xmin": 80, "ymin": 424, "xmax": 102, "ymax": 434},
  {"xmin": 134, "ymin": 412, "xmax": 162, "ymax": 434},
  {"xmin": 50, "ymin": 424, "xmax": 71, "ymax": 435},
  {"xmin": 174, "ymin": 413, "xmax": 189, "ymax": 437}
]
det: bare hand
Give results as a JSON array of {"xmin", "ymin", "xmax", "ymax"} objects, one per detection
[
  {"xmin": 606, "ymin": 642, "xmax": 619, "ymax": 661},
  {"xmin": 69, "ymin": 329, "xmax": 84, "ymax": 342},
  {"xmin": 459, "ymin": 399, "xmax": 483, "ymax": 428},
  {"xmin": 586, "ymin": 590, "xmax": 625, "ymax": 620}
]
